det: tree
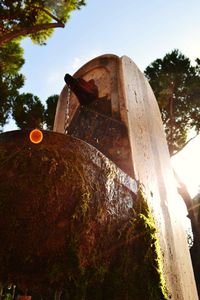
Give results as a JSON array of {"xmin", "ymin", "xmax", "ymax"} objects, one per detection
[
  {"xmin": 45, "ymin": 94, "xmax": 59, "ymax": 130},
  {"xmin": 190, "ymin": 190, "xmax": 200, "ymax": 296},
  {"xmin": 0, "ymin": 40, "xmax": 24, "ymax": 130},
  {"xmin": 12, "ymin": 93, "xmax": 45, "ymax": 129},
  {"xmin": 0, "ymin": 0, "xmax": 86, "ymax": 46},
  {"xmin": 144, "ymin": 49, "xmax": 200, "ymax": 155},
  {"xmin": 11, "ymin": 93, "xmax": 58, "ymax": 130},
  {"xmin": 0, "ymin": 1, "xmax": 86, "ymax": 130}
]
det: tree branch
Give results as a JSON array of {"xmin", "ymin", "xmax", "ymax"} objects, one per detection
[
  {"xmin": 174, "ymin": 170, "xmax": 194, "ymax": 210},
  {"xmin": 172, "ymin": 133, "xmax": 199, "ymax": 156},
  {"xmin": 30, "ymin": 5, "xmax": 63, "ymax": 24},
  {"xmin": 0, "ymin": 22, "xmax": 65, "ymax": 45},
  {"xmin": 1, "ymin": 4, "xmax": 63, "ymax": 23},
  {"xmin": 189, "ymin": 202, "xmax": 200, "ymax": 212}
]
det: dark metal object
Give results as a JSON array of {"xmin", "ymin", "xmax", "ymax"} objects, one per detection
[{"xmin": 64, "ymin": 74, "xmax": 98, "ymax": 106}]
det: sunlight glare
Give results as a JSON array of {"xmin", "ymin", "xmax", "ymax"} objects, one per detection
[{"xmin": 171, "ymin": 135, "xmax": 200, "ymax": 198}]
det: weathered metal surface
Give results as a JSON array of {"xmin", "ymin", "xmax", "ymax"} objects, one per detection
[
  {"xmin": 120, "ymin": 56, "xmax": 198, "ymax": 299},
  {"xmin": 0, "ymin": 130, "xmax": 137, "ymax": 292}
]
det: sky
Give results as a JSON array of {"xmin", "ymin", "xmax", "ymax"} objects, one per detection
[{"xmin": 4, "ymin": 0, "xmax": 200, "ymax": 197}]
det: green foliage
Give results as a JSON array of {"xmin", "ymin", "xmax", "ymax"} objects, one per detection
[
  {"xmin": 0, "ymin": 41, "xmax": 25, "ymax": 129},
  {"xmin": 145, "ymin": 49, "xmax": 200, "ymax": 155},
  {"xmin": 28, "ymin": 7, "xmax": 54, "ymax": 45},
  {"xmin": 0, "ymin": 42, "xmax": 58, "ymax": 131},
  {"xmin": 2, "ymin": 294, "xmax": 12, "ymax": 300},
  {"xmin": 0, "ymin": 0, "xmax": 86, "ymax": 45},
  {"xmin": 12, "ymin": 93, "xmax": 45, "ymax": 129},
  {"xmin": 0, "ymin": 0, "xmax": 86, "ymax": 130},
  {"xmin": 45, "ymin": 94, "xmax": 58, "ymax": 130},
  {"xmin": 11, "ymin": 93, "xmax": 58, "ymax": 130},
  {"xmin": 0, "ymin": 41, "xmax": 24, "ymax": 74}
]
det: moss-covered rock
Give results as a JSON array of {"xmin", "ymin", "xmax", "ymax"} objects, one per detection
[{"xmin": 0, "ymin": 131, "xmax": 167, "ymax": 299}]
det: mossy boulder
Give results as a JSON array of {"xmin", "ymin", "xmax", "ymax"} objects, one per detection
[{"xmin": 0, "ymin": 130, "xmax": 167, "ymax": 299}]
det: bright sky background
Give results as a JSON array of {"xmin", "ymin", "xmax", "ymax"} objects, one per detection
[{"xmin": 4, "ymin": 0, "xmax": 200, "ymax": 197}]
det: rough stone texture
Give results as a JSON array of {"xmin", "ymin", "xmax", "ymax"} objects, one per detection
[
  {"xmin": 120, "ymin": 56, "xmax": 198, "ymax": 299},
  {"xmin": 53, "ymin": 54, "xmax": 198, "ymax": 299},
  {"xmin": 53, "ymin": 54, "xmax": 134, "ymax": 178},
  {"xmin": 0, "ymin": 130, "xmax": 137, "ymax": 294},
  {"xmin": 54, "ymin": 54, "xmax": 124, "ymax": 133},
  {"xmin": 68, "ymin": 106, "xmax": 133, "ymax": 177}
]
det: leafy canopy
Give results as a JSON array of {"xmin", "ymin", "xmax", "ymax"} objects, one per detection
[
  {"xmin": 12, "ymin": 93, "xmax": 45, "ymax": 129},
  {"xmin": 145, "ymin": 50, "xmax": 200, "ymax": 155},
  {"xmin": 0, "ymin": 40, "xmax": 25, "ymax": 129},
  {"xmin": 11, "ymin": 93, "xmax": 58, "ymax": 130},
  {"xmin": 45, "ymin": 94, "xmax": 58, "ymax": 130},
  {"xmin": 0, "ymin": 0, "xmax": 86, "ymax": 129},
  {"xmin": 0, "ymin": 0, "xmax": 86, "ymax": 45}
]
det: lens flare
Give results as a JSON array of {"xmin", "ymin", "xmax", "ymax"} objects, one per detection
[{"xmin": 29, "ymin": 129, "xmax": 43, "ymax": 144}]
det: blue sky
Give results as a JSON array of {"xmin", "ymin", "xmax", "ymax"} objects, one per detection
[
  {"xmin": 18, "ymin": 0, "xmax": 200, "ymax": 103},
  {"xmin": 4, "ymin": 0, "xmax": 200, "ymax": 196}
]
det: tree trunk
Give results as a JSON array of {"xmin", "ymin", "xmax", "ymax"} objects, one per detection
[
  {"xmin": 0, "ymin": 23, "xmax": 64, "ymax": 45},
  {"xmin": 174, "ymin": 171, "xmax": 200, "ymax": 297},
  {"xmin": 169, "ymin": 96, "xmax": 174, "ymax": 155},
  {"xmin": 54, "ymin": 288, "xmax": 62, "ymax": 300}
]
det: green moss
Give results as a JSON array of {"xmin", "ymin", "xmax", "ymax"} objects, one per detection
[
  {"xmin": 95, "ymin": 185, "xmax": 169, "ymax": 300},
  {"xmin": 132, "ymin": 186, "xmax": 168, "ymax": 299},
  {"xmin": 57, "ymin": 185, "xmax": 169, "ymax": 300}
]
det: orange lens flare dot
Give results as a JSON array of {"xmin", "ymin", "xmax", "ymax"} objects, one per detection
[{"xmin": 29, "ymin": 129, "xmax": 43, "ymax": 144}]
